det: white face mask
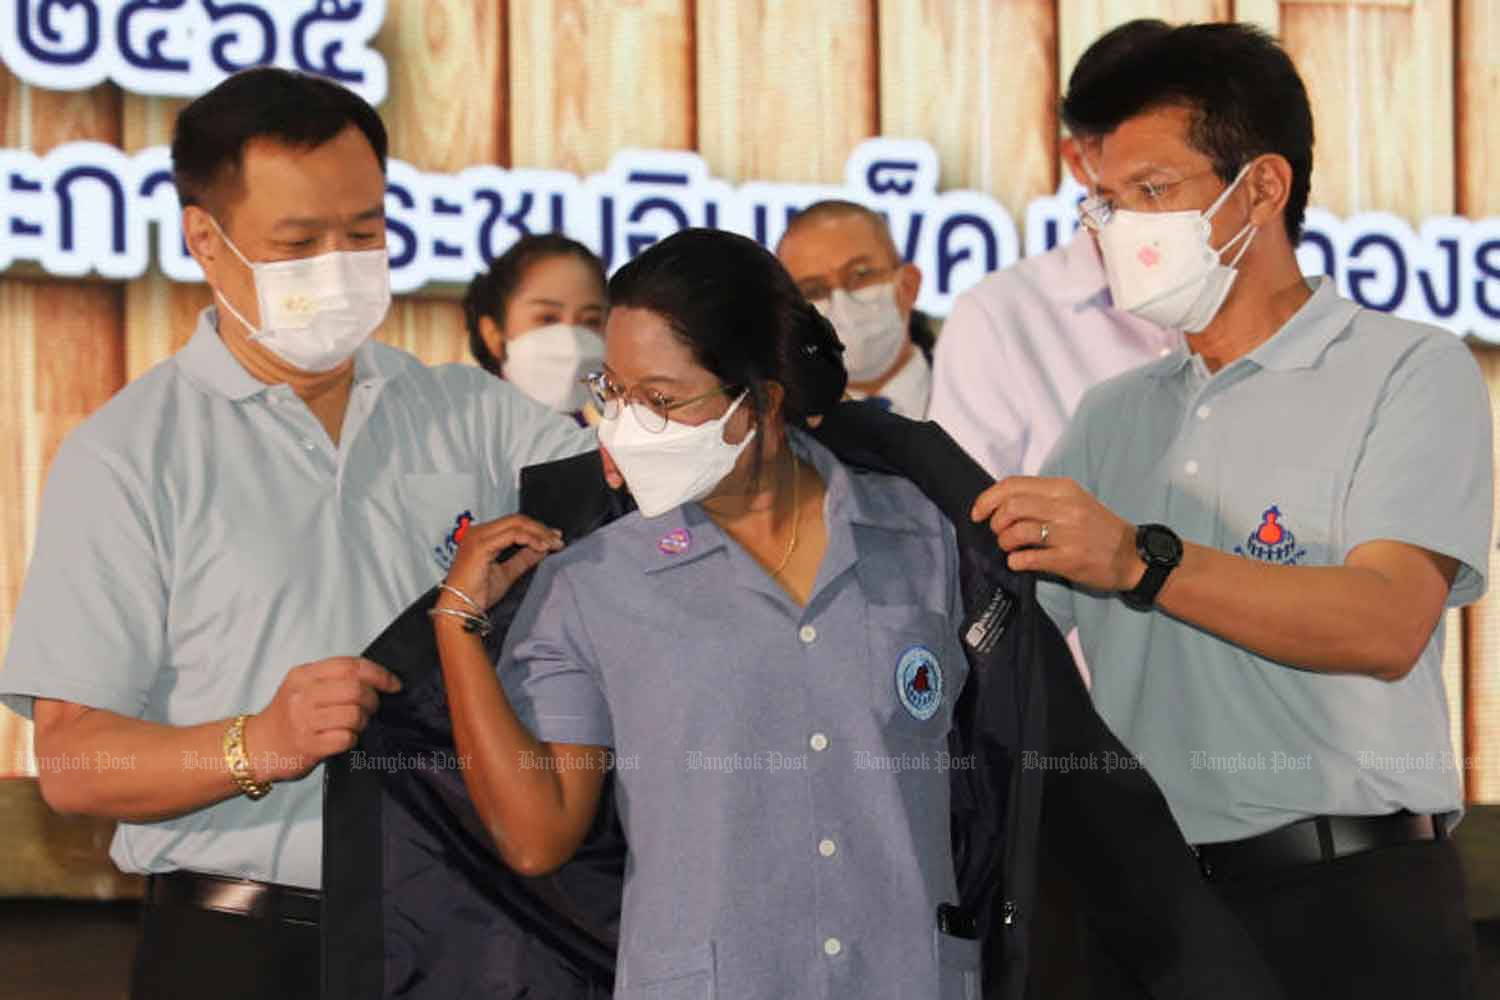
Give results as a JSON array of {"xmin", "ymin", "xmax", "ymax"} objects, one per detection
[
  {"xmin": 596, "ymin": 392, "xmax": 756, "ymax": 518},
  {"xmin": 816, "ymin": 281, "xmax": 907, "ymax": 382},
  {"xmin": 1096, "ymin": 164, "xmax": 1256, "ymax": 333},
  {"xmin": 209, "ymin": 218, "xmax": 391, "ymax": 373},
  {"xmin": 500, "ymin": 323, "xmax": 605, "ymax": 412}
]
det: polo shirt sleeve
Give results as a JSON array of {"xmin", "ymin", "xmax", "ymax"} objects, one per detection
[
  {"xmin": 492, "ymin": 378, "xmax": 597, "ymax": 485},
  {"xmin": 929, "ymin": 289, "xmax": 1028, "ymax": 480},
  {"xmin": 0, "ymin": 437, "xmax": 166, "ymax": 720},
  {"xmin": 498, "ymin": 559, "xmax": 614, "ymax": 748},
  {"xmin": 1343, "ymin": 336, "xmax": 1493, "ymax": 606}
]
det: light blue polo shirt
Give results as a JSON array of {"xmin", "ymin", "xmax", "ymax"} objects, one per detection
[
  {"xmin": 0, "ymin": 309, "xmax": 594, "ymax": 888},
  {"xmin": 1038, "ymin": 278, "xmax": 1493, "ymax": 844},
  {"xmin": 499, "ymin": 431, "xmax": 980, "ymax": 1000}
]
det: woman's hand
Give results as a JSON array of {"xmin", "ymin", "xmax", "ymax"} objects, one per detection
[{"xmin": 441, "ymin": 514, "xmax": 564, "ymax": 612}]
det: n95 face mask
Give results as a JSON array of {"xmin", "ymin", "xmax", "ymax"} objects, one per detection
[
  {"xmin": 211, "ymin": 217, "xmax": 391, "ymax": 373},
  {"xmin": 500, "ymin": 324, "xmax": 606, "ymax": 413},
  {"xmin": 1097, "ymin": 164, "xmax": 1256, "ymax": 333},
  {"xmin": 596, "ymin": 392, "xmax": 756, "ymax": 518},
  {"xmin": 817, "ymin": 282, "xmax": 907, "ymax": 382}
]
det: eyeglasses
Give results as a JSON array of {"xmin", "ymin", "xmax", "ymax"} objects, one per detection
[
  {"xmin": 1077, "ymin": 168, "xmax": 1223, "ymax": 231},
  {"xmin": 796, "ymin": 261, "xmax": 898, "ymax": 308},
  {"xmin": 581, "ymin": 371, "xmax": 739, "ymax": 433}
]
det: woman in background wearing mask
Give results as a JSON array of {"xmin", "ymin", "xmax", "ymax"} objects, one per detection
[
  {"xmin": 432, "ymin": 228, "xmax": 980, "ymax": 999},
  {"xmin": 777, "ymin": 199, "xmax": 935, "ymax": 419},
  {"xmin": 462, "ymin": 234, "xmax": 607, "ymax": 423}
]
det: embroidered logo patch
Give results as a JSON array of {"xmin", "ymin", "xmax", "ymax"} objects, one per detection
[
  {"xmin": 895, "ymin": 645, "xmax": 943, "ymax": 722},
  {"xmin": 657, "ymin": 528, "xmax": 692, "ymax": 555},
  {"xmin": 1234, "ymin": 505, "xmax": 1307, "ymax": 565},
  {"xmin": 432, "ymin": 510, "xmax": 474, "ymax": 571}
]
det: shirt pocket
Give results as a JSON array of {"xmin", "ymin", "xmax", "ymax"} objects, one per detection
[
  {"xmin": 398, "ymin": 473, "xmax": 480, "ymax": 573},
  {"xmin": 618, "ymin": 941, "xmax": 716, "ymax": 1000},
  {"xmin": 866, "ymin": 606, "xmax": 960, "ymax": 744},
  {"xmin": 935, "ymin": 927, "xmax": 982, "ymax": 1000},
  {"xmin": 1220, "ymin": 465, "xmax": 1338, "ymax": 568}
]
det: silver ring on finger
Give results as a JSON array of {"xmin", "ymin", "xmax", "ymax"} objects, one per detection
[{"xmin": 1039, "ymin": 522, "xmax": 1050, "ymax": 546}]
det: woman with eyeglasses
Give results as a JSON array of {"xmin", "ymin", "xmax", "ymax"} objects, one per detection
[{"xmin": 430, "ymin": 228, "xmax": 980, "ymax": 999}]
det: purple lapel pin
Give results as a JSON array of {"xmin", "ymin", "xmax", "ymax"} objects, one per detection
[{"xmin": 657, "ymin": 527, "xmax": 692, "ymax": 556}]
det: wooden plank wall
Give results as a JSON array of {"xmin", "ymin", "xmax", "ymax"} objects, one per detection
[{"xmin": 1, "ymin": 0, "xmax": 1496, "ymax": 801}]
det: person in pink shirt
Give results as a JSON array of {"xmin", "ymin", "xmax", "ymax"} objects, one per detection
[{"xmin": 930, "ymin": 19, "xmax": 1180, "ymax": 481}]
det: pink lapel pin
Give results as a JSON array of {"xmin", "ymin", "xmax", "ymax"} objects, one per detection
[{"xmin": 657, "ymin": 528, "xmax": 692, "ymax": 556}]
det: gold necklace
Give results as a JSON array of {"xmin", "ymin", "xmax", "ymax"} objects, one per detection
[{"xmin": 770, "ymin": 453, "xmax": 801, "ymax": 578}]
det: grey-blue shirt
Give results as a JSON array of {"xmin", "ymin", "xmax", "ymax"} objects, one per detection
[
  {"xmin": 500, "ymin": 431, "xmax": 980, "ymax": 1000},
  {"xmin": 0, "ymin": 310, "xmax": 593, "ymax": 887},
  {"xmin": 1038, "ymin": 278, "xmax": 1493, "ymax": 843}
]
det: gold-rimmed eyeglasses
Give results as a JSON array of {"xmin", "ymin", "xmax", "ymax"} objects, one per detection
[{"xmin": 580, "ymin": 371, "xmax": 738, "ymax": 433}]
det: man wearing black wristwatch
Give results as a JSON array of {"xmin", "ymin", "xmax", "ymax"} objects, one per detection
[{"xmin": 969, "ymin": 24, "xmax": 1489, "ymax": 1000}]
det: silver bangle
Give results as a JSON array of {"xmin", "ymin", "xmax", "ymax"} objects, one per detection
[
  {"xmin": 437, "ymin": 583, "xmax": 484, "ymax": 614},
  {"xmin": 427, "ymin": 606, "xmax": 492, "ymax": 636}
]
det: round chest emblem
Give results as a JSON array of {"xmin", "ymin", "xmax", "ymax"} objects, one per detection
[{"xmin": 895, "ymin": 645, "xmax": 942, "ymax": 722}]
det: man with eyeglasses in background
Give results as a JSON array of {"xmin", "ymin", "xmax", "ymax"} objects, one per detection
[
  {"xmin": 777, "ymin": 199, "xmax": 936, "ymax": 418},
  {"xmin": 930, "ymin": 19, "xmax": 1178, "ymax": 483},
  {"xmin": 973, "ymin": 22, "xmax": 1490, "ymax": 999}
]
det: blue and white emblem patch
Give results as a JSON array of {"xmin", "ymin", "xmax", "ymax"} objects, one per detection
[{"xmin": 895, "ymin": 645, "xmax": 942, "ymax": 721}]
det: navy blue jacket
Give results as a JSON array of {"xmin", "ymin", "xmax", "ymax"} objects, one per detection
[{"xmin": 322, "ymin": 403, "xmax": 1281, "ymax": 999}]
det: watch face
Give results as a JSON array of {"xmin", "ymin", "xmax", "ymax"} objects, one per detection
[{"xmin": 1141, "ymin": 525, "xmax": 1182, "ymax": 564}]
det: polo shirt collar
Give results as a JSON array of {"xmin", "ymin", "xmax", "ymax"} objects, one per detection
[
  {"xmin": 1145, "ymin": 277, "xmax": 1356, "ymax": 379},
  {"xmin": 176, "ymin": 307, "xmax": 392, "ymax": 400},
  {"xmin": 1243, "ymin": 277, "xmax": 1359, "ymax": 372},
  {"xmin": 640, "ymin": 428, "xmax": 927, "ymax": 578}
]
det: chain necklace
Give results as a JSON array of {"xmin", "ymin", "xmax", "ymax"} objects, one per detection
[{"xmin": 770, "ymin": 452, "xmax": 801, "ymax": 578}]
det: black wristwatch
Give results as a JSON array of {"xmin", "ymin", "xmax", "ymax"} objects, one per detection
[{"xmin": 1121, "ymin": 524, "xmax": 1182, "ymax": 611}]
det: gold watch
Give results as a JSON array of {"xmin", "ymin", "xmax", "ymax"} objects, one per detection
[{"xmin": 222, "ymin": 714, "xmax": 272, "ymax": 800}]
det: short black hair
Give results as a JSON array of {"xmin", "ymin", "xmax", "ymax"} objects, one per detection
[
  {"xmin": 461, "ymin": 234, "xmax": 607, "ymax": 375},
  {"xmin": 1061, "ymin": 22, "xmax": 1314, "ymax": 242},
  {"xmin": 172, "ymin": 67, "xmax": 388, "ymax": 215},
  {"xmin": 1061, "ymin": 19, "xmax": 1173, "ymax": 137},
  {"xmin": 608, "ymin": 229, "xmax": 847, "ymax": 480}
]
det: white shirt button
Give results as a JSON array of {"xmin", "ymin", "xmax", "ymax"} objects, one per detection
[
  {"xmin": 818, "ymin": 838, "xmax": 838, "ymax": 858},
  {"xmin": 1159, "ymin": 346, "xmax": 1172, "ymax": 357},
  {"xmin": 823, "ymin": 937, "xmax": 842, "ymax": 957},
  {"xmin": 809, "ymin": 732, "xmax": 829, "ymax": 752},
  {"xmin": 1184, "ymin": 460, "xmax": 1199, "ymax": 477},
  {"xmin": 799, "ymin": 625, "xmax": 817, "ymax": 644},
  {"xmin": 302, "ymin": 439, "xmax": 316, "ymax": 451},
  {"xmin": 1196, "ymin": 405, "xmax": 1211, "ymax": 420}
]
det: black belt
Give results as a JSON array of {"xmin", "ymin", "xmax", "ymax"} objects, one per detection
[
  {"xmin": 1192, "ymin": 811, "xmax": 1445, "ymax": 882},
  {"xmin": 146, "ymin": 870, "xmax": 322, "ymax": 927}
]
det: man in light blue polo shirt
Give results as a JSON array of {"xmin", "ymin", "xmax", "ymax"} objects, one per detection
[
  {"xmin": 973, "ymin": 24, "xmax": 1489, "ymax": 1000},
  {"xmin": 0, "ymin": 68, "xmax": 590, "ymax": 1000}
]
